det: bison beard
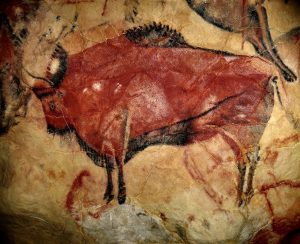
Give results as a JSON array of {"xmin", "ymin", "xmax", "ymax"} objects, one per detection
[{"xmin": 32, "ymin": 24, "xmax": 276, "ymax": 205}]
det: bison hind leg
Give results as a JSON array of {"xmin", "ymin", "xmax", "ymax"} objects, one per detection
[
  {"xmin": 216, "ymin": 130, "xmax": 249, "ymax": 207},
  {"xmin": 244, "ymin": 146, "xmax": 260, "ymax": 205},
  {"xmin": 102, "ymin": 155, "xmax": 126, "ymax": 204},
  {"xmin": 117, "ymin": 158, "xmax": 126, "ymax": 204},
  {"xmin": 237, "ymin": 162, "xmax": 247, "ymax": 207},
  {"xmin": 103, "ymin": 156, "xmax": 114, "ymax": 203},
  {"xmin": 186, "ymin": 124, "xmax": 248, "ymax": 206}
]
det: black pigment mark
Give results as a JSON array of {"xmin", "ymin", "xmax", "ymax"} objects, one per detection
[
  {"xmin": 175, "ymin": 224, "xmax": 189, "ymax": 243},
  {"xmin": 125, "ymin": 22, "xmax": 235, "ymax": 56},
  {"xmin": 19, "ymin": 28, "xmax": 28, "ymax": 39},
  {"xmin": 272, "ymin": 76, "xmax": 282, "ymax": 105},
  {"xmin": 48, "ymin": 101, "xmax": 56, "ymax": 111},
  {"xmin": 126, "ymin": 121, "xmax": 191, "ymax": 162},
  {"xmin": 186, "ymin": 0, "xmax": 234, "ymax": 32},
  {"xmin": 252, "ymin": 6, "xmax": 296, "ymax": 82},
  {"xmin": 47, "ymin": 125, "xmax": 104, "ymax": 167},
  {"xmin": 47, "ymin": 124, "xmax": 74, "ymax": 136},
  {"xmin": 124, "ymin": 0, "xmax": 140, "ymax": 23},
  {"xmin": 126, "ymin": 92, "xmax": 245, "ymax": 162},
  {"xmin": 125, "ymin": 22, "xmax": 188, "ymax": 48},
  {"xmin": 245, "ymin": 147, "xmax": 260, "ymax": 204},
  {"xmin": 75, "ymin": 132, "xmax": 104, "ymax": 167},
  {"xmin": 10, "ymin": 76, "xmax": 25, "ymax": 99},
  {"xmin": 46, "ymin": 44, "xmax": 68, "ymax": 88},
  {"xmin": 103, "ymin": 157, "xmax": 114, "ymax": 202},
  {"xmin": 237, "ymin": 163, "xmax": 246, "ymax": 207},
  {"xmin": 0, "ymin": 13, "xmax": 23, "ymax": 47}
]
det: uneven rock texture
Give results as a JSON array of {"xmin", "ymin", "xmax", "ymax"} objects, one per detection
[
  {"xmin": 0, "ymin": 0, "xmax": 300, "ymax": 243},
  {"xmin": 83, "ymin": 204, "xmax": 178, "ymax": 244}
]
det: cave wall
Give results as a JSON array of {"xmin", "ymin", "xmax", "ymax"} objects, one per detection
[{"xmin": 0, "ymin": 0, "xmax": 300, "ymax": 243}]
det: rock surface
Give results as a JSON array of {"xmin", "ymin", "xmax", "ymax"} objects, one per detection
[{"xmin": 0, "ymin": 0, "xmax": 299, "ymax": 243}]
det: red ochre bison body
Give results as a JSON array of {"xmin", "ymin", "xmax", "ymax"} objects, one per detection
[{"xmin": 32, "ymin": 25, "xmax": 276, "ymax": 204}]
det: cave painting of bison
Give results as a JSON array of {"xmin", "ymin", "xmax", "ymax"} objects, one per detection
[{"xmin": 22, "ymin": 22, "xmax": 285, "ymax": 206}]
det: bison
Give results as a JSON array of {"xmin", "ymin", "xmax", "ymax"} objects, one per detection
[
  {"xmin": 24, "ymin": 23, "xmax": 281, "ymax": 206},
  {"xmin": 186, "ymin": 0, "xmax": 297, "ymax": 82}
]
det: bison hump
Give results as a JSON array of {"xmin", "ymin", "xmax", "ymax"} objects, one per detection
[{"xmin": 125, "ymin": 22, "xmax": 189, "ymax": 48}]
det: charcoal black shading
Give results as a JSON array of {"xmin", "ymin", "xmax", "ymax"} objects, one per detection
[
  {"xmin": 125, "ymin": 22, "xmax": 189, "ymax": 48},
  {"xmin": 125, "ymin": 22, "xmax": 235, "ymax": 56},
  {"xmin": 46, "ymin": 44, "xmax": 68, "ymax": 88}
]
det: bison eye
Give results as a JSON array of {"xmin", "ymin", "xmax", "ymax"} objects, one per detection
[
  {"xmin": 49, "ymin": 101, "xmax": 56, "ymax": 111},
  {"xmin": 46, "ymin": 43, "xmax": 68, "ymax": 87}
]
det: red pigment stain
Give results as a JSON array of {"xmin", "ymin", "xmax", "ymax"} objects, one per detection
[
  {"xmin": 273, "ymin": 134, "xmax": 299, "ymax": 148},
  {"xmin": 204, "ymin": 145, "xmax": 224, "ymax": 174},
  {"xmin": 88, "ymin": 211, "xmax": 100, "ymax": 219},
  {"xmin": 253, "ymin": 180, "xmax": 300, "ymax": 242},
  {"xmin": 0, "ymin": 0, "xmax": 31, "ymax": 22},
  {"xmin": 281, "ymin": 228, "xmax": 300, "ymax": 244},
  {"xmin": 273, "ymin": 216, "xmax": 300, "ymax": 235},
  {"xmin": 259, "ymin": 180, "xmax": 300, "ymax": 216},
  {"xmin": 252, "ymin": 216, "xmax": 300, "ymax": 244},
  {"xmin": 267, "ymin": 171, "xmax": 277, "ymax": 182},
  {"xmin": 264, "ymin": 150, "xmax": 279, "ymax": 165},
  {"xmin": 184, "ymin": 150, "xmax": 223, "ymax": 206},
  {"xmin": 0, "ymin": 29, "xmax": 14, "ymax": 66},
  {"xmin": 88, "ymin": 204, "xmax": 111, "ymax": 219},
  {"xmin": 260, "ymin": 180, "xmax": 300, "ymax": 193},
  {"xmin": 264, "ymin": 134, "xmax": 299, "ymax": 165},
  {"xmin": 262, "ymin": 191, "xmax": 274, "ymax": 216},
  {"xmin": 65, "ymin": 170, "xmax": 91, "ymax": 212}
]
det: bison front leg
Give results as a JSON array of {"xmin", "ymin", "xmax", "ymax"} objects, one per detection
[
  {"xmin": 103, "ymin": 155, "xmax": 126, "ymax": 204},
  {"xmin": 237, "ymin": 162, "xmax": 247, "ymax": 207},
  {"xmin": 116, "ymin": 158, "xmax": 126, "ymax": 204},
  {"xmin": 118, "ymin": 109, "xmax": 131, "ymax": 204},
  {"xmin": 103, "ymin": 156, "xmax": 114, "ymax": 203},
  {"xmin": 101, "ymin": 109, "xmax": 130, "ymax": 204},
  {"xmin": 115, "ymin": 109, "xmax": 130, "ymax": 204}
]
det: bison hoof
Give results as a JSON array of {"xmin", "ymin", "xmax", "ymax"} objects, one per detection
[
  {"xmin": 118, "ymin": 186, "xmax": 126, "ymax": 204},
  {"xmin": 238, "ymin": 189, "xmax": 254, "ymax": 207},
  {"xmin": 103, "ymin": 193, "xmax": 114, "ymax": 203},
  {"xmin": 282, "ymin": 68, "xmax": 297, "ymax": 82},
  {"xmin": 118, "ymin": 194, "xmax": 126, "ymax": 204}
]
